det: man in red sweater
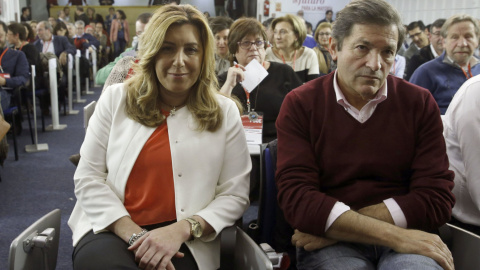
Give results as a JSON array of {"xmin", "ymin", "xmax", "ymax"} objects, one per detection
[{"xmin": 275, "ymin": 0, "xmax": 455, "ymax": 269}]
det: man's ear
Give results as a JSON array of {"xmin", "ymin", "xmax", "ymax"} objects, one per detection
[{"xmin": 329, "ymin": 37, "xmax": 338, "ymax": 61}]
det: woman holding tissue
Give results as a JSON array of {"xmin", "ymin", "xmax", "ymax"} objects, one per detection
[{"xmin": 218, "ymin": 17, "xmax": 302, "ymax": 143}]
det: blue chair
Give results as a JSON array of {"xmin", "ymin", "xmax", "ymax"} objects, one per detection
[{"xmin": 257, "ymin": 139, "xmax": 295, "ymax": 269}]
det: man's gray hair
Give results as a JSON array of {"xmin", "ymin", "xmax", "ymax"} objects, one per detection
[
  {"xmin": 332, "ymin": 0, "xmax": 405, "ymax": 53},
  {"xmin": 441, "ymin": 14, "xmax": 479, "ymax": 39},
  {"xmin": 39, "ymin": 21, "xmax": 53, "ymax": 32},
  {"xmin": 75, "ymin": 20, "xmax": 85, "ymax": 28}
]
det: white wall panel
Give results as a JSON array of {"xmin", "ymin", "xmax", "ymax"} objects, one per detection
[{"xmin": 386, "ymin": 0, "xmax": 480, "ymax": 25}]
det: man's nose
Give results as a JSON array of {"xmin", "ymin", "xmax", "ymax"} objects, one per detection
[{"xmin": 365, "ymin": 52, "xmax": 381, "ymax": 71}]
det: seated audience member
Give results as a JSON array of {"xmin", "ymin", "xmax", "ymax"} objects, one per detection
[
  {"xmin": 110, "ymin": 10, "xmax": 129, "ymax": 58},
  {"xmin": 404, "ymin": 18, "xmax": 446, "ymax": 80},
  {"xmin": 301, "ymin": 19, "xmax": 317, "ymax": 49},
  {"xmin": 410, "ymin": 14, "xmax": 480, "ymax": 114},
  {"xmin": 390, "ymin": 54, "xmax": 406, "ymax": 78},
  {"xmin": 68, "ymin": 5, "xmax": 250, "ymax": 270},
  {"xmin": 53, "ymin": 21, "xmax": 73, "ymax": 45},
  {"xmin": 66, "ymin": 23, "xmax": 76, "ymax": 41},
  {"xmin": 30, "ymin": 20, "xmax": 38, "ymax": 39},
  {"xmin": 84, "ymin": 25, "xmax": 95, "ymax": 36},
  {"xmin": 404, "ymin": 20, "xmax": 429, "ymax": 66},
  {"xmin": 262, "ymin": 18, "xmax": 274, "ymax": 46},
  {"xmin": 34, "ymin": 21, "xmax": 76, "ymax": 69},
  {"xmin": 21, "ymin": 22, "xmax": 35, "ymax": 43},
  {"xmin": 73, "ymin": 20, "xmax": 100, "ymax": 54},
  {"xmin": 313, "ymin": 22, "xmax": 334, "ymax": 75},
  {"xmin": 208, "ymin": 16, "xmax": 234, "ymax": 76},
  {"xmin": 58, "ymin": 10, "xmax": 68, "ymax": 23},
  {"xmin": 443, "ymin": 74, "xmax": 480, "ymax": 236},
  {"xmin": 275, "ymin": 1, "xmax": 455, "ymax": 270},
  {"xmin": 96, "ymin": 12, "xmax": 152, "ymax": 86},
  {"xmin": 266, "ymin": 14, "xmax": 319, "ymax": 83},
  {"xmin": 48, "ymin": 17, "xmax": 58, "ymax": 29},
  {"xmin": 218, "ymin": 17, "xmax": 302, "ymax": 143},
  {"xmin": 7, "ymin": 22, "xmax": 45, "ymax": 89},
  {"xmin": 0, "ymin": 21, "xmax": 29, "ymax": 110}
]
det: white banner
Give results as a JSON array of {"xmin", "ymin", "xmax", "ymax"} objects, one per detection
[{"xmin": 257, "ymin": 0, "xmax": 351, "ymax": 29}]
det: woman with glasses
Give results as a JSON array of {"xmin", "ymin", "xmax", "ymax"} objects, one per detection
[
  {"xmin": 313, "ymin": 22, "xmax": 335, "ymax": 75},
  {"xmin": 218, "ymin": 17, "xmax": 302, "ymax": 143},
  {"xmin": 266, "ymin": 14, "xmax": 319, "ymax": 83}
]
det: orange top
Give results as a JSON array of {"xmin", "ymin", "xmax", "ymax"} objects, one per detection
[{"xmin": 124, "ymin": 118, "xmax": 176, "ymax": 226}]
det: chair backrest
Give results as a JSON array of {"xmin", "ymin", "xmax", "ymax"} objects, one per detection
[
  {"xmin": 83, "ymin": 100, "xmax": 97, "ymax": 132},
  {"xmin": 8, "ymin": 209, "xmax": 61, "ymax": 270},
  {"xmin": 234, "ymin": 226, "xmax": 274, "ymax": 270},
  {"xmin": 439, "ymin": 223, "xmax": 480, "ymax": 270}
]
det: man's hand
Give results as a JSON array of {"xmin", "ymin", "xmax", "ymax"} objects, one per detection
[
  {"xmin": 0, "ymin": 76, "xmax": 6, "ymax": 86},
  {"xmin": 291, "ymin": 229, "xmax": 337, "ymax": 251},
  {"xmin": 59, "ymin": 52, "xmax": 68, "ymax": 66},
  {"xmin": 392, "ymin": 229, "xmax": 454, "ymax": 270}
]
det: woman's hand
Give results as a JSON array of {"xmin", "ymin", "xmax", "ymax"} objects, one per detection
[
  {"xmin": 219, "ymin": 64, "xmax": 246, "ymax": 96},
  {"xmin": 128, "ymin": 221, "xmax": 191, "ymax": 270}
]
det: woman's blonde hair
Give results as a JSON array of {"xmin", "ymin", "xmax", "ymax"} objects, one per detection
[
  {"xmin": 271, "ymin": 14, "xmax": 306, "ymax": 50},
  {"xmin": 124, "ymin": 4, "xmax": 223, "ymax": 132}
]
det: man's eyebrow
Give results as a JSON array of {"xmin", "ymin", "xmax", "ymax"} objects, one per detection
[{"xmin": 353, "ymin": 39, "xmax": 396, "ymax": 51}]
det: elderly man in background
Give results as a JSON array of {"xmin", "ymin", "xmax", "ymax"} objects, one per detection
[
  {"xmin": 275, "ymin": 0, "xmax": 455, "ymax": 269},
  {"xmin": 410, "ymin": 14, "xmax": 480, "ymax": 114}
]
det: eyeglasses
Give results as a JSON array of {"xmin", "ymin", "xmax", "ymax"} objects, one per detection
[
  {"xmin": 318, "ymin": 32, "xmax": 331, "ymax": 36},
  {"xmin": 238, "ymin": 40, "xmax": 266, "ymax": 50}
]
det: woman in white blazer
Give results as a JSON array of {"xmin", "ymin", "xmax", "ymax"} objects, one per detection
[{"xmin": 69, "ymin": 5, "xmax": 251, "ymax": 270}]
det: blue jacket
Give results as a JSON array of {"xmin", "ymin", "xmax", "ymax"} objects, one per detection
[
  {"xmin": 0, "ymin": 48, "xmax": 29, "ymax": 88},
  {"xmin": 33, "ymin": 35, "xmax": 76, "ymax": 58},
  {"xmin": 409, "ymin": 52, "xmax": 480, "ymax": 114}
]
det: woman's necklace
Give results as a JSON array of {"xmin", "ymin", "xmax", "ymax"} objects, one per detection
[{"xmin": 161, "ymin": 101, "xmax": 186, "ymax": 116}]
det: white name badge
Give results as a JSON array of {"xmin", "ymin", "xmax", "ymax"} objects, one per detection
[{"xmin": 241, "ymin": 111, "xmax": 263, "ymax": 145}]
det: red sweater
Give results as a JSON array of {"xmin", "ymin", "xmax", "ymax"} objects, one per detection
[{"xmin": 275, "ymin": 73, "xmax": 455, "ymax": 237}]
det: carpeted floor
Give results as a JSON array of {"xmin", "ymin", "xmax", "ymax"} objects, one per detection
[
  {"xmin": 0, "ymin": 85, "xmax": 259, "ymax": 269},
  {"xmin": 0, "ymin": 86, "xmax": 102, "ymax": 270}
]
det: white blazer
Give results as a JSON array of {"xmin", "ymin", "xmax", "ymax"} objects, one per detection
[{"xmin": 68, "ymin": 83, "xmax": 251, "ymax": 270}]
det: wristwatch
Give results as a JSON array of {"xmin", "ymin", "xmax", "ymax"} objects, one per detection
[{"xmin": 185, "ymin": 217, "xmax": 203, "ymax": 239}]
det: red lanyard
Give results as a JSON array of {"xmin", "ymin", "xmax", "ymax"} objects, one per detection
[
  {"xmin": 43, "ymin": 40, "xmax": 52, "ymax": 53},
  {"xmin": 280, "ymin": 49, "xmax": 297, "ymax": 70},
  {"xmin": 244, "ymin": 88, "xmax": 252, "ymax": 112},
  {"xmin": 460, "ymin": 63, "xmax": 473, "ymax": 79},
  {"xmin": 0, "ymin": 47, "xmax": 9, "ymax": 73}
]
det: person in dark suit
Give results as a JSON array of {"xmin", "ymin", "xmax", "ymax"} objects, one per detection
[{"xmin": 33, "ymin": 21, "xmax": 76, "ymax": 67}]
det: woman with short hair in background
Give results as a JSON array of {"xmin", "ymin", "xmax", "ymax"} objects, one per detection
[
  {"xmin": 266, "ymin": 14, "xmax": 319, "ymax": 83},
  {"xmin": 313, "ymin": 22, "xmax": 335, "ymax": 75}
]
